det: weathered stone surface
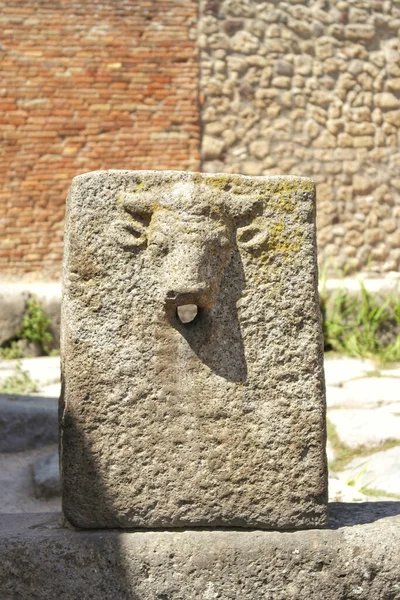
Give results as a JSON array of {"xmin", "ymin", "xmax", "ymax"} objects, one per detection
[
  {"xmin": 61, "ymin": 170, "xmax": 327, "ymax": 530},
  {"xmin": 1, "ymin": 506, "xmax": 400, "ymax": 599}
]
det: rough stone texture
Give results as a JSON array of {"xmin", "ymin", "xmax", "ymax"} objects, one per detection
[
  {"xmin": 199, "ymin": 0, "xmax": 400, "ymax": 275},
  {"xmin": 61, "ymin": 170, "xmax": 327, "ymax": 529},
  {"xmin": 32, "ymin": 451, "xmax": 60, "ymax": 499},
  {"xmin": 0, "ymin": 0, "xmax": 200, "ymax": 281},
  {"xmin": 1, "ymin": 506, "xmax": 400, "ymax": 599},
  {"xmin": 0, "ymin": 396, "xmax": 58, "ymax": 453}
]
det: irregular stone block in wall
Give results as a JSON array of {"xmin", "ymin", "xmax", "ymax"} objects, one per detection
[{"xmin": 60, "ymin": 170, "xmax": 327, "ymax": 529}]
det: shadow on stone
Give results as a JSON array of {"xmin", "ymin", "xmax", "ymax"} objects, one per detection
[
  {"xmin": 328, "ymin": 501, "xmax": 400, "ymax": 528},
  {"xmin": 173, "ymin": 244, "xmax": 247, "ymax": 383},
  {"xmin": 0, "ymin": 395, "xmax": 58, "ymax": 452}
]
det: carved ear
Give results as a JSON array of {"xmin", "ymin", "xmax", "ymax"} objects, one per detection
[
  {"xmin": 121, "ymin": 192, "xmax": 155, "ymax": 218},
  {"xmin": 224, "ymin": 196, "xmax": 263, "ymax": 222},
  {"xmin": 223, "ymin": 195, "xmax": 268, "ymax": 250},
  {"xmin": 236, "ymin": 221, "xmax": 269, "ymax": 251}
]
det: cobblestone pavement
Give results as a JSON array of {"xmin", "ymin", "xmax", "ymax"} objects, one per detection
[
  {"xmin": 325, "ymin": 355, "xmax": 400, "ymax": 502},
  {"xmin": 0, "ymin": 355, "xmax": 399, "ymax": 512}
]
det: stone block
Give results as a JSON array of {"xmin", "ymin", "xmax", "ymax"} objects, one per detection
[
  {"xmin": 61, "ymin": 170, "xmax": 327, "ymax": 529},
  {"xmin": 0, "ymin": 506, "xmax": 400, "ymax": 599}
]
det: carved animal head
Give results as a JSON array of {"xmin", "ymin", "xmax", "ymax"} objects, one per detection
[{"xmin": 116, "ymin": 180, "xmax": 266, "ymax": 314}]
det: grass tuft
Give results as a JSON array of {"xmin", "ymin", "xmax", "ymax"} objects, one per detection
[
  {"xmin": 0, "ymin": 298, "xmax": 53, "ymax": 360},
  {"xmin": 0, "ymin": 361, "xmax": 39, "ymax": 395},
  {"xmin": 321, "ymin": 282, "xmax": 400, "ymax": 364}
]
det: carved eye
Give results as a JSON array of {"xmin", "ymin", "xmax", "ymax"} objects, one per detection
[
  {"xmin": 115, "ymin": 192, "xmax": 154, "ymax": 251},
  {"xmin": 113, "ymin": 218, "xmax": 148, "ymax": 250},
  {"xmin": 124, "ymin": 219, "xmax": 147, "ymax": 242},
  {"xmin": 237, "ymin": 224, "xmax": 269, "ymax": 250}
]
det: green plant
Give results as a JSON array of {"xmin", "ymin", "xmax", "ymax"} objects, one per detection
[
  {"xmin": 0, "ymin": 341, "xmax": 23, "ymax": 360},
  {"xmin": 0, "ymin": 361, "xmax": 39, "ymax": 394},
  {"xmin": 345, "ymin": 461, "xmax": 373, "ymax": 491},
  {"xmin": 357, "ymin": 486, "xmax": 400, "ymax": 500},
  {"xmin": 321, "ymin": 282, "xmax": 400, "ymax": 364},
  {"xmin": 18, "ymin": 299, "xmax": 53, "ymax": 354}
]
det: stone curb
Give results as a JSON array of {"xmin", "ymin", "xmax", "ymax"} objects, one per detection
[
  {"xmin": 1, "ymin": 504, "xmax": 399, "ymax": 599},
  {"xmin": 0, "ymin": 396, "xmax": 58, "ymax": 452}
]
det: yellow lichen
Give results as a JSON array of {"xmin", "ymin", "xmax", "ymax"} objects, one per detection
[{"xmin": 129, "ymin": 180, "xmax": 145, "ymax": 194}]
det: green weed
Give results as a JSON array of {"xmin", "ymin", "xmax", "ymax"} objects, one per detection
[
  {"xmin": 18, "ymin": 299, "xmax": 53, "ymax": 354},
  {"xmin": 345, "ymin": 461, "xmax": 373, "ymax": 490},
  {"xmin": 321, "ymin": 282, "xmax": 400, "ymax": 364},
  {"xmin": 0, "ymin": 298, "xmax": 53, "ymax": 360},
  {"xmin": 358, "ymin": 486, "xmax": 400, "ymax": 500},
  {"xmin": 0, "ymin": 361, "xmax": 39, "ymax": 395},
  {"xmin": 0, "ymin": 341, "xmax": 23, "ymax": 360}
]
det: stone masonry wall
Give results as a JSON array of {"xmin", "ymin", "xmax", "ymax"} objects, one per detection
[
  {"xmin": 199, "ymin": 0, "xmax": 400, "ymax": 274},
  {"xmin": 0, "ymin": 0, "xmax": 200, "ymax": 280}
]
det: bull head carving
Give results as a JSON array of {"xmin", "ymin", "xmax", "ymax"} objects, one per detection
[{"xmin": 114, "ymin": 181, "xmax": 268, "ymax": 319}]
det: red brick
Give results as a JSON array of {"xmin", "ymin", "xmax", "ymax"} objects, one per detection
[{"xmin": 0, "ymin": 0, "xmax": 200, "ymax": 280}]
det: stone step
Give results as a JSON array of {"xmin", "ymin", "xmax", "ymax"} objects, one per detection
[{"xmin": 0, "ymin": 507, "xmax": 399, "ymax": 600}]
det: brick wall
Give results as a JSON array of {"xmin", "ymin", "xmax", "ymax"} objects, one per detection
[{"xmin": 0, "ymin": 0, "xmax": 200, "ymax": 280}]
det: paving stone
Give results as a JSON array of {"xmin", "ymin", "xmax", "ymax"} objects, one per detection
[
  {"xmin": 340, "ymin": 377, "xmax": 400, "ymax": 404},
  {"xmin": 0, "ymin": 356, "xmax": 60, "ymax": 389},
  {"xmin": 378, "ymin": 402, "xmax": 400, "ymax": 414},
  {"xmin": 326, "ymin": 385, "xmax": 357, "ymax": 408},
  {"xmin": 326, "ymin": 377, "xmax": 400, "ymax": 408},
  {"xmin": 0, "ymin": 446, "xmax": 61, "ymax": 513},
  {"xmin": 323, "ymin": 357, "xmax": 375, "ymax": 387},
  {"xmin": 32, "ymin": 382, "xmax": 61, "ymax": 399},
  {"xmin": 340, "ymin": 447, "xmax": 400, "ymax": 497},
  {"xmin": 32, "ymin": 451, "xmax": 60, "ymax": 499},
  {"xmin": 328, "ymin": 477, "xmax": 367, "ymax": 503},
  {"xmin": 328, "ymin": 408, "xmax": 400, "ymax": 448},
  {"xmin": 381, "ymin": 366, "xmax": 400, "ymax": 378},
  {"xmin": 326, "ymin": 440, "xmax": 335, "ymax": 464}
]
